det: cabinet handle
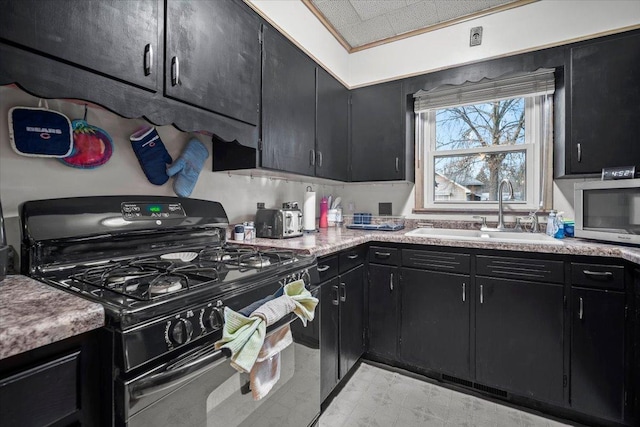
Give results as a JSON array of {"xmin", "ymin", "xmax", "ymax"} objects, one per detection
[
  {"xmin": 395, "ymin": 157, "xmax": 399, "ymax": 172},
  {"xmin": 144, "ymin": 43, "xmax": 153, "ymax": 76},
  {"xmin": 374, "ymin": 251, "xmax": 391, "ymax": 259},
  {"xmin": 462, "ymin": 283, "xmax": 466, "ymax": 302},
  {"xmin": 577, "ymin": 143, "xmax": 582, "ymax": 163},
  {"xmin": 389, "ymin": 273, "xmax": 394, "ymax": 291},
  {"xmin": 347, "ymin": 254, "xmax": 358, "ymax": 260},
  {"xmin": 480, "ymin": 285, "xmax": 483, "ymax": 304},
  {"xmin": 310, "ymin": 149, "xmax": 315, "ymax": 166},
  {"xmin": 317, "ymin": 151, "xmax": 323, "ymax": 167},
  {"xmin": 582, "ymin": 270, "xmax": 613, "ymax": 279},
  {"xmin": 331, "ymin": 284, "xmax": 339, "ymax": 306},
  {"xmin": 339, "ymin": 282, "xmax": 346, "ymax": 302},
  {"xmin": 317, "ymin": 265, "xmax": 330, "ymax": 273},
  {"xmin": 171, "ymin": 56, "xmax": 180, "ymax": 86},
  {"xmin": 579, "ymin": 297, "xmax": 584, "ymax": 320}
]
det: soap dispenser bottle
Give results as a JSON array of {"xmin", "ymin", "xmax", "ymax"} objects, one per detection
[{"xmin": 546, "ymin": 210, "xmax": 557, "ymax": 237}]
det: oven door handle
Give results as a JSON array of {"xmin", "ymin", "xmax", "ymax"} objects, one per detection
[{"xmin": 130, "ymin": 346, "xmax": 229, "ymax": 399}]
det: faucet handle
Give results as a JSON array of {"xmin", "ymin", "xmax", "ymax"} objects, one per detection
[{"xmin": 473, "ymin": 215, "xmax": 488, "ymax": 230}]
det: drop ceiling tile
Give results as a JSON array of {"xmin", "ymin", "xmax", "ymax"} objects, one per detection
[
  {"xmin": 341, "ymin": 14, "xmax": 396, "ymax": 47},
  {"xmin": 435, "ymin": 0, "xmax": 510, "ymax": 22},
  {"xmin": 387, "ymin": 1, "xmax": 440, "ymax": 36},
  {"xmin": 349, "ymin": 0, "xmax": 407, "ymax": 21},
  {"xmin": 313, "ymin": 0, "xmax": 362, "ymax": 31}
]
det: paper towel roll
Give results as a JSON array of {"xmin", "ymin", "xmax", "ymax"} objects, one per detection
[{"xmin": 303, "ymin": 191, "xmax": 316, "ymax": 231}]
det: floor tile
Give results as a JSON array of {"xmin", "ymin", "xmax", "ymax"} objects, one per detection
[{"xmin": 318, "ymin": 362, "xmax": 570, "ymax": 427}]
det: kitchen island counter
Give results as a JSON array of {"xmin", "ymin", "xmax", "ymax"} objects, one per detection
[
  {"xmin": 0, "ymin": 275, "xmax": 104, "ymax": 360},
  {"xmin": 232, "ymin": 227, "xmax": 640, "ymax": 264}
]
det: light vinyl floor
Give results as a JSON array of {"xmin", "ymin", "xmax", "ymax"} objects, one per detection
[{"xmin": 319, "ymin": 362, "xmax": 572, "ymax": 427}]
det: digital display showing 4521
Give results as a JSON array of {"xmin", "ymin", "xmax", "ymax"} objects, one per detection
[{"xmin": 121, "ymin": 202, "xmax": 186, "ymax": 220}]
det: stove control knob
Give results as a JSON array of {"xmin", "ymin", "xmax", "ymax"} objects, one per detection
[
  {"xmin": 171, "ymin": 318, "xmax": 193, "ymax": 345},
  {"xmin": 205, "ymin": 307, "xmax": 223, "ymax": 330}
]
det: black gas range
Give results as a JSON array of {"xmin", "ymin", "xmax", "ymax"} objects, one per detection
[{"xmin": 20, "ymin": 196, "xmax": 320, "ymax": 426}]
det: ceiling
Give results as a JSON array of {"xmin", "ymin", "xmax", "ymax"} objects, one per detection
[{"xmin": 303, "ymin": 0, "xmax": 537, "ymax": 52}]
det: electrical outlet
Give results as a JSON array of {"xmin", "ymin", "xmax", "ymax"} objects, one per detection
[{"xmin": 470, "ymin": 26, "xmax": 483, "ymax": 47}]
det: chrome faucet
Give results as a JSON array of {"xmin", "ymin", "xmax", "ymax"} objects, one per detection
[{"xmin": 496, "ymin": 179, "xmax": 513, "ymax": 231}]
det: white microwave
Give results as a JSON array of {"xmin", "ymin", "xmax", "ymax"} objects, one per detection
[{"xmin": 574, "ymin": 179, "xmax": 640, "ymax": 245}]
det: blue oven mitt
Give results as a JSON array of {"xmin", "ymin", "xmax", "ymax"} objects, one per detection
[
  {"xmin": 167, "ymin": 138, "xmax": 209, "ymax": 197},
  {"xmin": 130, "ymin": 126, "xmax": 172, "ymax": 185}
]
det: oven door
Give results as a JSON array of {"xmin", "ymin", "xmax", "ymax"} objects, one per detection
[{"xmin": 122, "ymin": 315, "xmax": 320, "ymax": 427}]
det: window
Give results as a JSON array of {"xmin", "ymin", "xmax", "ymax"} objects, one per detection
[{"xmin": 414, "ymin": 69, "xmax": 555, "ymax": 212}]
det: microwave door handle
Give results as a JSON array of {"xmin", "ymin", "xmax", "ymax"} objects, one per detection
[{"xmin": 130, "ymin": 347, "xmax": 229, "ymax": 399}]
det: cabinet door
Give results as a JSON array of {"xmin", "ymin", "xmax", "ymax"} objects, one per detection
[
  {"xmin": 476, "ymin": 277, "xmax": 564, "ymax": 404},
  {"xmin": 262, "ymin": 27, "xmax": 316, "ymax": 176},
  {"xmin": 400, "ymin": 267, "xmax": 470, "ymax": 379},
  {"xmin": 339, "ymin": 265, "xmax": 365, "ymax": 378},
  {"xmin": 569, "ymin": 32, "xmax": 640, "ymax": 174},
  {"xmin": 166, "ymin": 0, "xmax": 260, "ymax": 125},
  {"xmin": 320, "ymin": 277, "xmax": 340, "ymax": 403},
  {"xmin": 316, "ymin": 68, "xmax": 348, "ymax": 181},
  {"xmin": 351, "ymin": 81, "xmax": 404, "ymax": 181},
  {"xmin": 368, "ymin": 264, "xmax": 398, "ymax": 361},
  {"xmin": 0, "ymin": 0, "xmax": 158, "ymax": 91},
  {"xmin": 571, "ymin": 287, "xmax": 625, "ymax": 421}
]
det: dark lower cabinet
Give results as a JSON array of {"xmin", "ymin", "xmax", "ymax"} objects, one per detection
[
  {"xmin": 320, "ymin": 276, "xmax": 340, "ymax": 403},
  {"xmin": 0, "ymin": 331, "xmax": 100, "ymax": 426},
  {"xmin": 475, "ymin": 277, "xmax": 564, "ymax": 404},
  {"xmin": 368, "ymin": 264, "xmax": 398, "ymax": 361},
  {"xmin": 570, "ymin": 287, "xmax": 625, "ymax": 421},
  {"xmin": 339, "ymin": 265, "xmax": 366, "ymax": 377},
  {"xmin": 319, "ymin": 255, "xmax": 365, "ymax": 404},
  {"xmin": 400, "ymin": 267, "xmax": 471, "ymax": 379}
]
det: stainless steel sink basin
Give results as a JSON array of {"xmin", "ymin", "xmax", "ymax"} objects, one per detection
[{"xmin": 405, "ymin": 228, "xmax": 563, "ymax": 245}]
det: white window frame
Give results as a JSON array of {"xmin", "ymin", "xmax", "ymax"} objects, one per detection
[{"xmin": 414, "ymin": 70, "xmax": 554, "ymax": 213}]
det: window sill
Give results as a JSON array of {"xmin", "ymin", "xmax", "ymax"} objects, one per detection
[{"xmin": 412, "ymin": 208, "xmax": 542, "ymax": 216}]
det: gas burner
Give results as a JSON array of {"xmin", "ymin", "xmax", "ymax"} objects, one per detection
[
  {"xmin": 240, "ymin": 255, "xmax": 271, "ymax": 268},
  {"xmin": 148, "ymin": 276, "xmax": 184, "ymax": 295}
]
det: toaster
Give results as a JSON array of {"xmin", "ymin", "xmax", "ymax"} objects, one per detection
[{"xmin": 255, "ymin": 203, "xmax": 303, "ymax": 239}]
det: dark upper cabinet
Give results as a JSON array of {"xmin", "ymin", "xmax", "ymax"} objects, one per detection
[
  {"xmin": 400, "ymin": 267, "xmax": 471, "ymax": 379},
  {"xmin": 568, "ymin": 32, "xmax": 640, "ymax": 174},
  {"xmin": 165, "ymin": 0, "xmax": 260, "ymax": 125},
  {"xmin": 351, "ymin": 81, "xmax": 405, "ymax": 181},
  {"xmin": 0, "ymin": 0, "xmax": 159, "ymax": 92},
  {"xmin": 262, "ymin": 27, "xmax": 316, "ymax": 176},
  {"xmin": 339, "ymin": 264, "xmax": 365, "ymax": 377},
  {"xmin": 475, "ymin": 277, "xmax": 564, "ymax": 404},
  {"xmin": 368, "ymin": 263, "xmax": 398, "ymax": 361},
  {"xmin": 570, "ymin": 287, "xmax": 625, "ymax": 422},
  {"xmin": 316, "ymin": 68, "xmax": 348, "ymax": 181}
]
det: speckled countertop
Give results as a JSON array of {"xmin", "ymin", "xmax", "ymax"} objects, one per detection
[
  {"xmin": 0, "ymin": 275, "xmax": 105, "ymax": 360},
  {"xmin": 231, "ymin": 227, "xmax": 640, "ymax": 264}
]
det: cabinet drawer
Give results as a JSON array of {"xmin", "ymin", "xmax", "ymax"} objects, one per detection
[
  {"xmin": 339, "ymin": 246, "xmax": 366, "ymax": 273},
  {"xmin": 0, "ymin": 351, "xmax": 79, "ymax": 426},
  {"xmin": 477, "ymin": 255, "xmax": 563, "ymax": 284},
  {"xmin": 571, "ymin": 263, "xmax": 624, "ymax": 290},
  {"xmin": 369, "ymin": 246, "xmax": 400, "ymax": 265},
  {"xmin": 402, "ymin": 249, "xmax": 470, "ymax": 274},
  {"xmin": 317, "ymin": 255, "xmax": 339, "ymax": 281}
]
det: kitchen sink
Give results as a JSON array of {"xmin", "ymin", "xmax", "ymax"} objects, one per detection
[{"xmin": 405, "ymin": 228, "xmax": 564, "ymax": 245}]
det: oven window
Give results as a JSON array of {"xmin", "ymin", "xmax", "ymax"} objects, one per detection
[{"xmin": 583, "ymin": 188, "xmax": 640, "ymax": 233}]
